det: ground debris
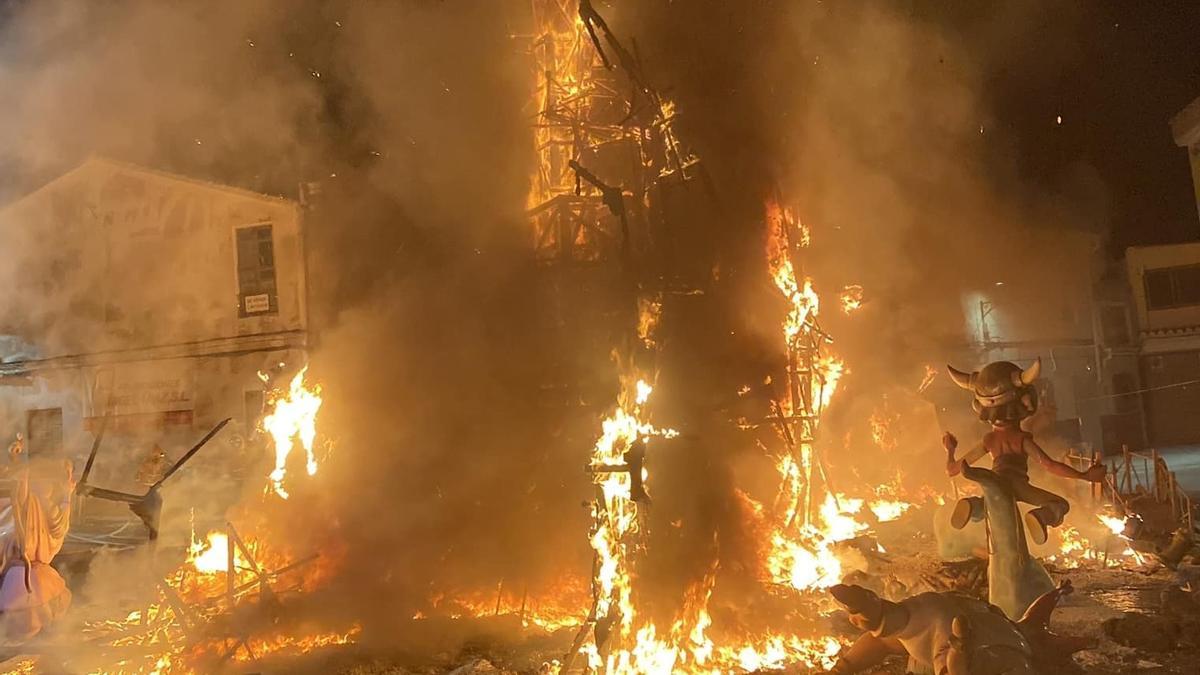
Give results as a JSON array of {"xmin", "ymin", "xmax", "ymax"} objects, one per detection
[
  {"xmin": 1159, "ymin": 584, "xmax": 1200, "ymax": 618},
  {"xmin": 1102, "ymin": 612, "xmax": 1182, "ymax": 652},
  {"xmin": 448, "ymin": 658, "xmax": 515, "ymax": 675},
  {"xmin": 911, "ymin": 558, "xmax": 988, "ymax": 599}
]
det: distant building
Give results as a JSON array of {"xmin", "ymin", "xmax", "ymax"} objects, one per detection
[
  {"xmin": 1114, "ymin": 97, "xmax": 1200, "ymax": 448},
  {"xmin": 939, "ymin": 228, "xmax": 1143, "ymax": 456},
  {"xmin": 1125, "ymin": 242, "xmax": 1200, "ymax": 447},
  {"xmin": 0, "ymin": 157, "xmax": 307, "ymax": 480}
]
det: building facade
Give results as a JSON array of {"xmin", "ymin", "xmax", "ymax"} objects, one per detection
[
  {"xmin": 1126, "ymin": 242, "xmax": 1200, "ymax": 447},
  {"xmin": 1114, "ymin": 96, "xmax": 1200, "ymax": 447},
  {"xmin": 0, "ymin": 157, "xmax": 307, "ymax": 484},
  {"xmin": 947, "ymin": 229, "xmax": 1143, "ymax": 456}
]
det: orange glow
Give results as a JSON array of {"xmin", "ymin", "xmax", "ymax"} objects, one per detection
[
  {"xmin": 839, "ymin": 285, "xmax": 863, "ymax": 314},
  {"xmin": 262, "ymin": 367, "xmax": 323, "ymax": 499}
]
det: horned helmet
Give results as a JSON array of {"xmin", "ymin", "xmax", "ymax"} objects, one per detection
[{"xmin": 946, "ymin": 358, "xmax": 1041, "ymax": 423}]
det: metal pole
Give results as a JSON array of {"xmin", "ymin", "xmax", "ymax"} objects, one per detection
[{"xmin": 1151, "ymin": 449, "xmax": 1160, "ymax": 500}]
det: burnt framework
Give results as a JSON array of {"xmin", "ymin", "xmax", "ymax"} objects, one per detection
[
  {"xmin": 77, "ymin": 520, "xmax": 322, "ymax": 671},
  {"xmin": 765, "ymin": 199, "xmax": 843, "ymax": 528},
  {"xmin": 523, "ymin": 0, "xmax": 712, "ymax": 667}
]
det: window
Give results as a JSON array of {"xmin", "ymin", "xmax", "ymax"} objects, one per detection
[
  {"xmin": 236, "ymin": 224, "xmax": 278, "ymax": 317},
  {"xmin": 26, "ymin": 408, "xmax": 63, "ymax": 456},
  {"xmin": 243, "ymin": 389, "xmax": 264, "ymax": 425},
  {"xmin": 1144, "ymin": 264, "xmax": 1200, "ymax": 310}
]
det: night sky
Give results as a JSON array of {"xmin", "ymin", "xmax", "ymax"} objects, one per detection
[
  {"xmin": 938, "ymin": 2, "xmax": 1200, "ymax": 252},
  {"xmin": 0, "ymin": 1, "xmax": 1197, "ymax": 257}
]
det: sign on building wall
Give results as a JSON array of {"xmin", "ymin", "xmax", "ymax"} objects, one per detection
[
  {"xmin": 243, "ymin": 293, "xmax": 271, "ymax": 314},
  {"xmin": 86, "ymin": 361, "xmax": 195, "ymax": 430}
]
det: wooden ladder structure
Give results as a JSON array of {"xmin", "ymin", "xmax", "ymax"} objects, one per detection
[{"xmin": 1067, "ymin": 444, "xmax": 1195, "ymax": 534}]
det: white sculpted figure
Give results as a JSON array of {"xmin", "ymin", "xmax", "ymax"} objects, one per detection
[{"xmin": 0, "ymin": 457, "xmax": 73, "ymax": 642}]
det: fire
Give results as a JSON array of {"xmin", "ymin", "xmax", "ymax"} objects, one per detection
[
  {"xmin": 75, "ymin": 360, "xmax": 348, "ymax": 674},
  {"xmin": 917, "ymin": 364, "xmax": 938, "ymax": 393},
  {"xmin": 1099, "ymin": 514, "xmax": 1127, "ymax": 536},
  {"xmin": 767, "ymin": 492, "xmax": 869, "ymax": 592},
  {"xmin": 1051, "ymin": 514, "xmax": 1144, "ymax": 568},
  {"xmin": 187, "ymin": 530, "xmax": 231, "ymax": 574},
  {"xmin": 869, "ymin": 404, "xmax": 898, "ymax": 453},
  {"xmin": 3, "ymin": 659, "xmax": 36, "ymax": 674},
  {"xmin": 814, "ymin": 355, "xmax": 845, "ymax": 410},
  {"xmin": 523, "ymin": 3, "xmax": 867, "ymax": 667},
  {"xmin": 588, "ymin": 381, "xmax": 664, "ymax": 549},
  {"xmin": 578, "ymin": 376, "xmax": 733, "ymax": 674},
  {"xmin": 765, "ymin": 203, "xmax": 821, "ymax": 348},
  {"xmin": 637, "ymin": 296, "xmax": 663, "ymax": 348},
  {"xmin": 763, "ymin": 197, "xmax": 868, "ymax": 595},
  {"xmin": 262, "ymin": 367, "xmax": 323, "ymax": 499},
  {"xmin": 869, "ymin": 499, "xmax": 912, "ymax": 522},
  {"xmin": 839, "ymin": 285, "xmax": 863, "ymax": 314},
  {"xmin": 726, "ymin": 635, "xmax": 842, "ymax": 672},
  {"xmin": 230, "ymin": 624, "xmax": 361, "ymax": 662}
]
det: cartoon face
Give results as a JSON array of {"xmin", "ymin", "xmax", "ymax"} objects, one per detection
[{"xmin": 947, "ymin": 358, "xmax": 1041, "ymax": 422}]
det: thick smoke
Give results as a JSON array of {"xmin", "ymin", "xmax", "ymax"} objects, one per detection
[
  {"xmin": 0, "ymin": 0, "xmax": 1113, "ymax": 660},
  {"xmin": 609, "ymin": 1, "xmax": 1110, "ymax": 495}
]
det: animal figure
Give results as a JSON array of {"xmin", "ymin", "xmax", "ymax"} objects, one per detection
[{"xmin": 828, "ymin": 580, "xmax": 1080, "ymax": 675}]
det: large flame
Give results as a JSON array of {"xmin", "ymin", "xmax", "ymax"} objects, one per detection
[
  {"xmin": 77, "ymin": 363, "xmax": 349, "ymax": 674},
  {"xmin": 762, "ymin": 197, "xmax": 868, "ymax": 597},
  {"xmin": 187, "ymin": 530, "xmax": 231, "ymax": 574},
  {"xmin": 262, "ymin": 367, "xmax": 323, "ymax": 499}
]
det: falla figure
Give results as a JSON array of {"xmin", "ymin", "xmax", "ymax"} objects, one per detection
[{"xmin": 943, "ymin": 358, "xmax": 1106, "ymax": 545}]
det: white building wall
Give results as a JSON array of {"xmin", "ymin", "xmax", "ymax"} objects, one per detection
[
  {"xmin": 0, "ymin": 158, "xmax": 308, "ymax": 470},
  {"xmin": 1126, "ymin": 241, "xmax": 1200, "ymax": 345},
  {"xmin": 0, "ymin": 158, "xmax": 306, "ymax": 358}
]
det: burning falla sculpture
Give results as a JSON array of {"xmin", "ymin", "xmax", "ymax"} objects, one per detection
[
  {"xmin": 0, "ymin": 457, "xmax": 74, "ymax": 641},
  {"xmin": 943, "ymin": 358, "xmax": 1104, "ymax": 619},
  {"xmin": 827, "ymin": 580, "xmax": 1079, "ymax": 674}
]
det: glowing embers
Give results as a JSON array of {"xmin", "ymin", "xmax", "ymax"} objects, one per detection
[
  {"xmin": 229, "ymin": 624, "xmax": 362, "ymax": 663},
  {"xmin": 918, "ymin": 364, "xmax": 939, "ymax": 394},
  {"xmin": 262, "ymin": 367, "xmax": 323, "ymax": 499},
  {"xmin": 727, "ymin": 635, "xmax": 842, "ymax": 672},
  {"xmin": 81, "ymin": 519, "xmax": 345, "ymax": 673},
  {"xmin": 839, "ymin": 285, "xmax": 864, "ymax": 314},
  {"xmin": 1051, "ymin": 513, "xmax": 1145, "ymax": 568}
]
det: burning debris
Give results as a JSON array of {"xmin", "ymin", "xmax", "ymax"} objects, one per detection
[{"xmin": 46, "ymin": 367, "xmax": 352, "ymax": 674}]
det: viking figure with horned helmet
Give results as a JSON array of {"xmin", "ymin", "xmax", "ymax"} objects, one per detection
[{"xmin": 942, "ymin": 358, "xmax": 1105, "ymax": 545}]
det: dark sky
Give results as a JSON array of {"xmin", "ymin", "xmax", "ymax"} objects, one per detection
[
  {"xmin": 941, "ymin": 1, "xmax": 1200, "ymax": 252},
  {"xmin": 1, "ymin": 1, "xmax": 1197, "ymax": 256}
]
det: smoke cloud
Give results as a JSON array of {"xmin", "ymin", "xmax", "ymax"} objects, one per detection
[{"xmin": 0, "ymin": 0, "xmax": 1112, "ymax": 663}]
